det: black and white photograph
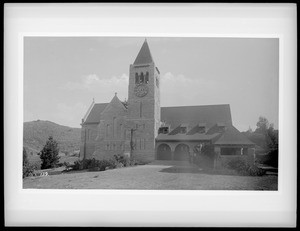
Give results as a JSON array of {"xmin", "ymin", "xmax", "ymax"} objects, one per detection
[
  {"xmin": 4, "ymin": 3, "xmax": 296, "ymax": 227},
  {"xmin": 22, "ymin": 36, "xmax": 279, "ymax": 190}
]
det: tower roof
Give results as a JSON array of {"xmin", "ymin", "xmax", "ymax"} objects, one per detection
[{"xmin": 133, "ymin": 39, "xmax": 154, "ymax": 65}]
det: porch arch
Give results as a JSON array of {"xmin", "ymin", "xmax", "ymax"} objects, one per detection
[
  {"xmin": 157, "ymin": 143, "xmax": 172, "ymax": 160},
  {"xmin": 174, "ymin": 143, "xmax": 190, "ymax": 161}
]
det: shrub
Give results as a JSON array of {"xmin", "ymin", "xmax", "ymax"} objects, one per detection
[
  {"xmin": 23, "ymin": 148, "xmax": 38, "ymax": 178},
  {"xmin": 72, "ymin": 158, "xmax": 115, "ymax": 171},
  {"xmin": 247, "ymin": 165, "xmax": 266, "ymax": 176},
  {"xmin": 113, "ymin": 154, "xmax": 131, "ymax": 167},
  {"xmin": 71, "ymin": 155, "xmax": 143, "ymax": 172},
  {"xmin": 63, "ymin": 161, "xmax": 72, "ymax": 171},
  {"xmin": 226, "ymin": 158, "xmax": 265, "ymax": 176}
]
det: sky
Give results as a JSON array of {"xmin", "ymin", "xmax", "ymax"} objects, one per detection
[{"xmin": 24, "ymin": 37, "xmax": 279, "ymax": 132}]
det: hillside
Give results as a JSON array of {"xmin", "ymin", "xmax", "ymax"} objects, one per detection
[{"xmin": 23, "ymin": 120, "xmax": 81, "ymax": 155}]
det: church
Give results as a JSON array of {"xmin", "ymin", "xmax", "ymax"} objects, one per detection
[{"xmin": 80, "ymin": 39, "xmax": 255, "ymax": 168}]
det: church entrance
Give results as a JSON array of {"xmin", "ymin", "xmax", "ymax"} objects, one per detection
[
  {"xmin": 157, "ymin": 144, "xmax": 172, "ymax": 160},
  {"xmin": 174, "ymin": 144, "xmax": 190, "ymax": 161}
]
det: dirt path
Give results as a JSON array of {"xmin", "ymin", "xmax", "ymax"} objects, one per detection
[{"xmin": 23, "ymin": 162, "xmax": 278, "ymax": 190}]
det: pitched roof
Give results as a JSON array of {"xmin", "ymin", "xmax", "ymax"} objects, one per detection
[
  {"xmin": 83, "ymin": 103, "xmax": 233, "ymax": 127},
  {"xmin": 214, "ymin": 126, "xmax": 255, "ymax": 146},
  {"xmin": 101, "ymin": 93, "xmax": 127, "ymax": 115},
  {"xmin": 161, "ymin": 104, "xmax": 232, "ymax": 129},
  {"xmin": 133, "ymin": 39, "xmax": 154, "ymax": 65},
  {"xmin": 83, "ymin": 103, "xmax": 108, "ymax": 124}
]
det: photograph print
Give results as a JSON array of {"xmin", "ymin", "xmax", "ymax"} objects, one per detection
[{"xmin": 23, "ymin": 37, "xmax": 279, "ymax": 190}]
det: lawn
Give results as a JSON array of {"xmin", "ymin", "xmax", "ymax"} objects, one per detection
[{"xmin": 23, "ymin": 162, "xmax": 278, "ymax": 190}]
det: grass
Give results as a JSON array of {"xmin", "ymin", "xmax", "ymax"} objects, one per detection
[{"xmin": 23, "ymin": 163, "xmax": 278, "ymax": 190}]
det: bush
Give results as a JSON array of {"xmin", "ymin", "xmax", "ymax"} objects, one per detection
[
  {"xmin": 247, "ymin": 165, "xmax": 266, "ymax": 176},
  {"xmin": 226, "ymin": 159, "xmax": 265, "ymax": 176},
  {"xmin": 23, "ymin": 147, "xmax": 38, "ymax": 178},
  {"xmin": 72, "ymin": 158, "xmax": 115, "ymax": 171},
  {"xmin": 71, "ymin": 155, "xmax": 142, "ymax": 172},
  {"xmin": 113, "ymin": 154, "xmax": 131, "ymax": 167},
  {"xmin": 23, "ymin": 163, "xmax": 37, "ymax": 178}
]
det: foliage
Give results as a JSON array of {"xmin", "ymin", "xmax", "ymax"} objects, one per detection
[
  {"xmin": 23, "ymin": 148, "xmax": 37, "ymax": 178},
  {"xmin": 193, "ymin": 144, "xmax": 216, "ymax": 169},
  {"xmin": 255, "ymin": 116, "xmax": 269, "ymax": 134},
  {"xmin": 23, "ymin": 148, "xmax": 29, "ymax": 166},
  {"xmin": 23, "ymin": 164, "xmax": 37, "ymax": 178},
  {"xmin": 72, "ymin": 158, "xmax": 115, "ymax": 171},
  {"xmin": 226, "ymin": 159, "xmax": 266, "ymax": 176},
  {"xmin": 244, "ymin": 116, "xmax": 278, "ymax": 167},
  {"xmin": 23, "ymin": 120, "xmax": 81, "ymax": 156},
  {"xmin": 113, "ymin": 154, "xmax": 132, "ymax": 167},
  {"xmin": 38, "ymin": 136, "xmax": 60, "ymax": 169},
  {"xmin": 71, "ymin": 154, "xmax": 141, "ymax": 172}
]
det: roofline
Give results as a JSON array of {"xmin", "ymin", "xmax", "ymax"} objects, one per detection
[
  {"xmin": 156, "ymin": 139, "xmax": 213, "ymax": 142},
  {"xmin": 82, "ymin": 100, "xmax": 95, "ymax": 123},
  {"xmin": 161, "ymin": 104, "xmax": 231, "ymax": 109}
]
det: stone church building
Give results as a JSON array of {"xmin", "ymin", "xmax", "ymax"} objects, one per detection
[{"xmin": 80, "ymin": 39, "xmax": 255, "ymax": 167}]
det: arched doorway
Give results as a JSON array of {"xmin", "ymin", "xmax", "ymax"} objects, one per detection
[
  {"xmin": 174, "ymin": 144, "xmax": 190, "ymax": 161},
  {"xmin": 157, "ymin": 144, "xmax": 172, "ymax": 160}
]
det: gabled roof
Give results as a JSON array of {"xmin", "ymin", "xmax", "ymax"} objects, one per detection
[
  {"xmin": 83, "ymin": 103, "xmax": 108, "ymax": 124},
  {"xmin": 83, "ymin": 103, "xmax": 233, "ymax": 127},
  {"xmin": 161, "ymin": 104, "xmax": 232, "ymax": 129},
  {"xmin": 101, "ymin": 93, "xmax": 127, "ymax": 115},
  {"xmin": 214, "ymin": 126, "xmax": 255, "ymax": 146},
  {"xmin": 133, "ymin": 39, "xmax": 154, "ymax": 65}
]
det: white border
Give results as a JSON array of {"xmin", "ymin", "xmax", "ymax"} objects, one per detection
[{"xmin": 4, "ymin": 3, "xmax": 297, "ymax": 227}]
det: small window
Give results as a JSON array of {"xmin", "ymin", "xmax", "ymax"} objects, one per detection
[
  {"xmin": 156, "ymin": 77, "xmax": 159, "ymax": 87},
  {"xmin": 145, "ymin": 72, "xmax": 149, "ymax": 84},
  {"xmin": 135, "ymin": 73, "xmax": 139, "ymax": 84}
]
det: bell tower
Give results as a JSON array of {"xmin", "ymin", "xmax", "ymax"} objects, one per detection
[{"xmin": 126, "ymin": 39, "xmax": 161, "ymax": 161}]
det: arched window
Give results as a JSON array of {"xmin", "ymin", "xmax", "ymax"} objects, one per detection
[
  {"xmin": 135, "ymin": 73, "xmax": 139, "ymax": 84},
  {"xmin": 145, "ymin": 72, "xmax": 149, "ymax": 84},
  {"xmin": 140, "ymin": 72, "xmax": 144, "ymax": 83}
]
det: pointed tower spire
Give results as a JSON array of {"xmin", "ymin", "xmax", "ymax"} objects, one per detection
[{"xmin": 133, "ymin": 39, "xmax": 154, "ymax": 65}]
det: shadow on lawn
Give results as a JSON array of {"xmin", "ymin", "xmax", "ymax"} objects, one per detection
[
  {"xmin": 159, "ymin": 166, "xmax": 202, "ymax": 174},
  {"xmin": 159, "ymin": 166, "xmax": 242, "ymax": 176}
]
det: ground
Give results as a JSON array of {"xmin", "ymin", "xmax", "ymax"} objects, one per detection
[{"xmin": 23, "ymin": 161, "xmax": 278, "ymax": 190}]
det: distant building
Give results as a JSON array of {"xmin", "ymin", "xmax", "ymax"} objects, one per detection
[{"xmin": 80, "ymin": 39, "xmax": 255, "ymax": 167}]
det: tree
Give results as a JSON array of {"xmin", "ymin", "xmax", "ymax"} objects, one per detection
[
  {"xmin": 254, "ymin": 116, "xmax": 278, "ymax": 167},
  {"xmin": 23, "ymin": 147, "xmax": 36, "ymax": 178},
  {"xmin": 38, "ymin": 136, "xmax": 60, "ymax": 169},
  {"xmin": 23, "ymin": 147, "xmax": 29, "ymax": 167},
  {"xmin": 255, "ymin": 116, "xmax": 269, "ymax": 134}
]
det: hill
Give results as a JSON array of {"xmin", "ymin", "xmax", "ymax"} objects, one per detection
[{"xmin": 23, "ymin": 120, "xmax": 81, "ymax": 156}]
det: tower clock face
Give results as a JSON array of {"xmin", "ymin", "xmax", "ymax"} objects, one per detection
[{"xmin": 134, "ymin": 84, "xmax": 149, "ymax": 97}]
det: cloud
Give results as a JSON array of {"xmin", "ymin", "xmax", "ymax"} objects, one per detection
[
  {"xmin": 53, "ymin": 102, "xmax": 87, "ymax": 127},
  {"xmin": 62, "ymin": 73, "xmax": 129, "ymax": 91},
  {"xmin": 160, "ymin": 72, "xmax": 224, "ymax": 106}
]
